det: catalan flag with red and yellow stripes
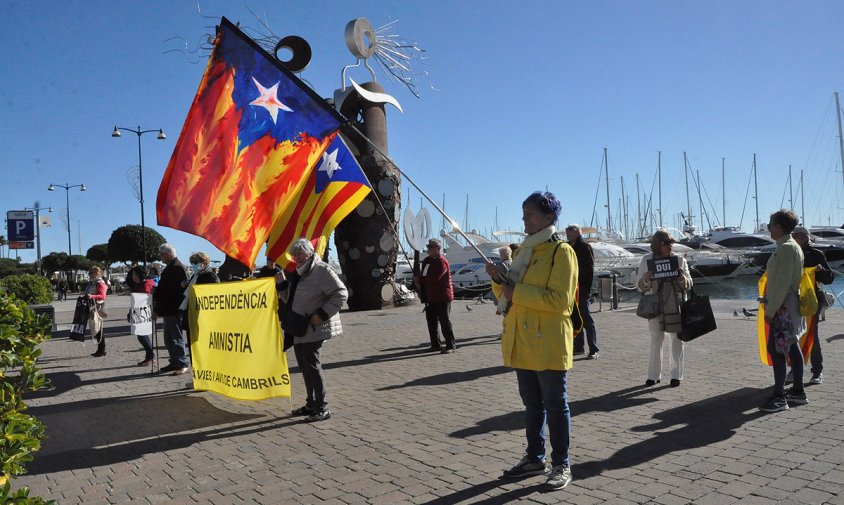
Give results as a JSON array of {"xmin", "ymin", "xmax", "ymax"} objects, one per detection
[
  {"xmin": 157, "ymin": 17, "xmax": 344, "ymax": 268},
  {"xmin": 756, "ymin": 267, "xmax": 817, "ymax": 366},
  {"xmin": 267, "ymin": 134, "xmax": 371, "ymax": 268}
]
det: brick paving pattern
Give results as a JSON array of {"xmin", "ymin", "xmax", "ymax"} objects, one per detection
[{"xmin": 14, "ymin": 295, "xmax": 844, "ymax": 504}]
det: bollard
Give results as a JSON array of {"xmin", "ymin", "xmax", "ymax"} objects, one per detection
[{"xmin": 611, "ymin": 273, "xmax": 619, "ymax": 310}]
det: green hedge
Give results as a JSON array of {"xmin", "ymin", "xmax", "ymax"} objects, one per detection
[
  {"xmin": 0, "ymin": 293, "xmax": 53, "ymax": 504},
  {"xmin": 0, "ymin": 276, "xmax": 53, "ymax": 305}
]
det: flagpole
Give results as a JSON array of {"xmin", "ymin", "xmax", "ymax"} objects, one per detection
[{"xmin": 346, "ymin": 125, "xmax": 493, "ymax": 263}]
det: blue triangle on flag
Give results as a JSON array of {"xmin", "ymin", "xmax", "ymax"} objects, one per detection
[{"xmin": 314, "ymin": 135, "xmax": 370, "ymax": 193}]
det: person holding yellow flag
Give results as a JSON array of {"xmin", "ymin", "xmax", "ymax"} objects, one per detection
[
  {"xmin": 790, "ymin": 227, "xmax": 833, "ymax": 385},
  {"xmin": 758, "ymin": 210, "xmax": 806, "ymax": 413}
]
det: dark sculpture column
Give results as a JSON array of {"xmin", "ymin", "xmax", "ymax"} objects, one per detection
[{"xmin": 334, "ymin": 81, "xmax": 401, "ymax": 310}]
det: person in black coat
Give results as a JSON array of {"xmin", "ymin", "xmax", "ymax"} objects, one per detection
[
  {"xmin": 180, "ymin": 252, "xmax": 221, "ymax": 345},
  {"xmin": 566, "ymin": 224, "xmax": 599, "ymax": 358},
  {"xmin": 792, "ymin": 227, "xmax": 834, "ymax": 384},
  {"xmin": 153, "ymin": 243, "xmax": 190, "ymax": 375}
]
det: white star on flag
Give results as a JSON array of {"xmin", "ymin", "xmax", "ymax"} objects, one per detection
[
  {"xmin": 250, "ymin": 76, "xmax": 293, "ymax": 123},
  {"xmin": 319, "ymin": 148, "xmax": 342, "ymax": 178}
]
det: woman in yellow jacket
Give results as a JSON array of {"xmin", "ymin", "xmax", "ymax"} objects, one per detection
[{"xmin": 486, "ymin": 191, "xmax": 578, "ymax": 491}]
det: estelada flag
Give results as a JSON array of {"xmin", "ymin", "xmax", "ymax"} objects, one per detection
[
  {"xmin": 267, "ymin": 134, "xmax": 372, "ymax": 268},
  {"xmin": 157, "ymin": 17, "xmax": 344, "ymax": 268},
  {"xmin": 756, "ymin": 267, "xmax": 817, "ymax": 366}
]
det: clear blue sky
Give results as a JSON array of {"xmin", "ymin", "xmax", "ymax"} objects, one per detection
[{"xmin": 3, "ymin": 0, "xmax": 844, "ymax": 265}]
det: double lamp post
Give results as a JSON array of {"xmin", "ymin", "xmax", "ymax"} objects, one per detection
[
  {"xmin": 111, "ymin": 125, "xmax": 166, "ymax": 266},
  {"xmin": 47, "ymin": 183, "xmax": 86, "ymax": 258}
]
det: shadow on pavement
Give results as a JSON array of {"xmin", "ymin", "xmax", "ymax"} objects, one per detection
[
  {"xmin": 826, "ymin": 333, "xmax": 844, "ymax": 343},
  {"xmin": 379, "ymin": 334, "xmax": 500, "ymax": 353},
  {"xmin": 27, "ymin": 394, "xmax": 274, "ymax": 475},
  {"xmin": 419, "ymin": 481, "xmax": 538, "ymax": 505},
  {"xmin": 378, "ymin": 366, "xmax": 510, "ymax": 391},
  {"xmin": 313, "ymin": 335, "xmax": 501, "ymax": 373},
  {"xmin": 27, "ymin": 370, "xmax": 156, "ymax": 398},
  {"xmin": 573, "ymin": 386, "xmax": 767, "ymax": 479},
  {"xmin": 450, "ymin": 384, "xmax": 660, "ymax": 438}
]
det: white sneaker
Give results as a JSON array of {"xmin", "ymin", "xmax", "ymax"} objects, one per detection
[{"xmin": 545, "ymin": 464, "xmax": 572, "ymax": 490}]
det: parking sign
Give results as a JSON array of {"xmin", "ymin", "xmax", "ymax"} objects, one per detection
[{"xmin": 6, "ymin": 210, "xmax": 35, "ymax": 242}]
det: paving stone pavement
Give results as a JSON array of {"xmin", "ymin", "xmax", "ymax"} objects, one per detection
[{"xmin": 13, "ymin": 294, "xmax": 844, "ymax": 504}]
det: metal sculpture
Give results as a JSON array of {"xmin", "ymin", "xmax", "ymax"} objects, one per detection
[{"xmin": 333, "ymin": 17, "xmax": 421, "ymax": 310}]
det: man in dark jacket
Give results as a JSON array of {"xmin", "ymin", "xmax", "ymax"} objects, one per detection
[
  {"xmin": 793, "ymin": 227, "xmax": 834, "ymax": 384},
  {"xmin": 414, "ymin": 238, "xmax": 457, "ymax": 354},
  {"xmin": 153, "ymin": 243, "xmax": 190, "ymax": 375},
  {"xmin": 566, "ymin": 224, "xmax": 599, "ymax": 358}
]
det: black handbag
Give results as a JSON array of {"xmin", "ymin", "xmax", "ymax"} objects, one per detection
[
  {"xmin": 636, "ymin": 293, "xmax": 661, "ymax": 319},
  {"xmin": 279, "ymin": 277, "xmax": 310, "ymax": 338},
  {"xmin": 280, "ymin": 309, "xmax": 310, "ymax": 338},
  {"xmin": 678, "ymin": 289, "xmax": 717, "ymax": 342}
]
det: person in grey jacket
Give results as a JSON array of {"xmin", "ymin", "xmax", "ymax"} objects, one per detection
[{"xmin": 278, "ymin": 239, "xmax": 348, "ymax": 422}]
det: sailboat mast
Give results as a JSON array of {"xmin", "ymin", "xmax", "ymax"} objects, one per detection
[
  {"xmin": 441, "ymin": 193, "xmax": 446, "ymax": 234},
  {"xmin": 684, "ymin": 151, "xmax": 691, "ymax": 223},
  {"xmin": 636, "ymin": 174, "xmax": 642, "ymax": 237},
  {"xmin": 722, "ymin": 157, "xmax": 726, "ymax": 227},
  {"xmin": 753, "ymin": 153, "xmax": 760, "ymax": 232},
  {"xmin": 788, "ymin": 165, "xmax": 793, "ymax": 210},
  {"xmin": 835, "ymin": 92, "xmax": 844, "ymax": 192},
  {"xmin": 697, "ymin": 170, "xmax": 704, "ymax": 231},
  {"xmin": 801, "ymin": 170, "xmax": 805, "ymax": 224},
  {"xmin": 658, "ymin": 151, "xmax": 663, "ymax": 229},
  {"xmin": 604, "ymin": 148, "xmax": 612, "ymax": 234},
  {"xmin": 464, "ymin": 194, "xmax": 469, "ymax": 235},
  {"xmin": 620, "ymin": 176, "xmax": 627, "ymax": 239}
]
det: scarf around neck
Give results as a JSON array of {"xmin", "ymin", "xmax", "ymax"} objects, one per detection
[{"xmin": 498, "ymin": 225, "xmax": 556, "ymax": 315}]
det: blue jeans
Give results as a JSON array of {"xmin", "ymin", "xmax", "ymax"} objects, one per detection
[
  {"xmin": 163, "ymin": 314, "xmax": 189, "ymax": 367},
  {"xmin": 137, "ymin": 334, "xmax": 154, "ymax": 360},
  {"xmin": 515, "ymin": 369, "xmax": 570, "ymax": 467},
  {"xmin": 767, "ymin": 330, "xmax": 803, "ymax": 397}
]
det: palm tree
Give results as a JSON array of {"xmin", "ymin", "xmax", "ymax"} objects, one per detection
[{"xmin": 0, "ymin": 235, "xmax": 6, "ymax": 259}]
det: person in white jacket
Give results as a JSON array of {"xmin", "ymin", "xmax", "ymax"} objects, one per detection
[{"xmin": 636, "ymin": 230, "xmax": 692, "ymax": 388}]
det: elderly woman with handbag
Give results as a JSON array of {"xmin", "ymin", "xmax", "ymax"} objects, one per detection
[
  {"xmin": 85, "ymin": 266, "xmax": 109, "ymax": 357},
  {"xmin": 636, "ymin": 230, "xmax": 692, "ymax": 387},
  {"xmin": 278, "ymin": 239, "xmax": 348, "ymax": 423}
]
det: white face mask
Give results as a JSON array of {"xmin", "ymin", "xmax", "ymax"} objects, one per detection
[{"xmin": 191, "ymin": 264, "xmax": 202, "ymax": 274}]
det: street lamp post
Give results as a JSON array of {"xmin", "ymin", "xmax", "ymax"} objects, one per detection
[
  {"xmin": 112, "ymin": 125, "xmax": 166, "ymax": 266},
  {"xmin": 47, "ymin": 183, "xmax": 86, "ymax": 257},
  {"xmin": 24, "ymin": 204, "xmax": 52, "ymax": 275}
]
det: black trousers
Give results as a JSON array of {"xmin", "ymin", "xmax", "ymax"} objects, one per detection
[
  {"xmin": 811, "ymin": 323, "xmax": 824, "ymax": 375},
  {"xmin": 425, "ymin": 302, "xmax": 456, "ymax": 349},
  {"xmin": 95, "ymin": 329, "xmax": 105, "ymax": 353},
  {"xmin": 293, "ymin": 341, "xmax": 327, "ymax": 412}
]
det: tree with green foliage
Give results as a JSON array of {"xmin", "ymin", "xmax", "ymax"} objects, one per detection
[
  {"xmin": 0, "ymin": 259, "xmax": 34, "ymax": 280},
  {"xmin": 86, "ymin": 244, "xmax": 109, "ymax": 264},
  {"xmin": 65, "ymin": 255, "xmax": 93, "ymax": 273},
  {"xmin": 40, "ymin": 253, "xmax": 68, "ymax": 275},
  {"xmin": 107, "ymin": 225, "xmax": 166, "ymax": 265},
  {"xmin": 0, "ymin": 275, "xmax": 53, "ymax": 305},
  {"xmin": 0, "ymin": 292, "xmax": 53, "ymax": 504}
]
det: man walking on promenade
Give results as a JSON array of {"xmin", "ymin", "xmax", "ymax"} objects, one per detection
[
  {"xmin": 566, "ymin": 224, "xmax": 598, "ymax": 358},
  {"xmin": 414, "ymin": 238, "xmax": 458, "ymax": 354},
  {"xmin": 793, "ymin": 226, "xmax": 833, "ymax": 384},
  {"xmin": 153, "ymin": 243, "xmax": 190, "ymax": 375}
]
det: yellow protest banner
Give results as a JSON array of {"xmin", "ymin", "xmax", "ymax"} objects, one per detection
[{"xmin": 189, "ymin": 278, "xmax": 290, "ymax": 400}]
